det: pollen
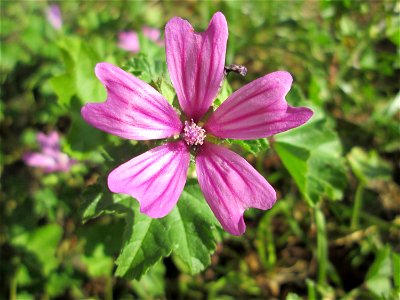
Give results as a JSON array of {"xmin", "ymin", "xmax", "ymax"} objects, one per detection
[{"xmin": 183, "ymin": 119, "xmax": 206, "ymax": 146}]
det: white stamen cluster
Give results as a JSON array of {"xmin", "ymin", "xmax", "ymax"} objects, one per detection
[{"xmin": 183, "ymin": 119, "xmax": 206, "ymax": 146}]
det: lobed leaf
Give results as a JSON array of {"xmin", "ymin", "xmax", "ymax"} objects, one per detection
[
  {"xmin": 115, "ymin": 206, "xmax": 171, "ymax": 279},
  {"xmin": 165, "ymin": 182, "xmax": 219, "ymax": 274},
  {"xmin": 82, "ymin": 181, "xmax": 220, "ymax": 279},
  {"xmin": 275, "ymin": 115, "xmax": 347, "ymax": 205},
  {"xmin": 226, "ymin": 138, "xmax": 269, "ymax": 156},
  {"xmin": 347, "ymin": 147, "xmax": 392, "ymax": 184}
]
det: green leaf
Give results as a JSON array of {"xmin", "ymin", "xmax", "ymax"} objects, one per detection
[
  {"xmin": 81, "ymin": 185, "xmax": 169, "ymax": 280},
  {"xmin": 365, "ymin": 246, "xmax": 393, "ymax": 298},
  {"xmin": 11, "ymin": 224, "xmax": 63, "ymax": 276},
  {"xmin": 77, "ymin": 217, "xmax": 124, "ymax": 278},
  {"xmin": 308, "ymin": 73, "xmax": 329, "ymax": 106},
  {"xmin": 75, "ymin": 42, "xmax": 106, "ymax": 102},
  {"xmin": 66, "ymin": 101, "xmax": 108, "ymax": 156},
  {"xmin": 347, "ymin": 147, "xmax": 392, "ymax": 184},
  {"xmin": 46, "ymin": 272, "xmax": 78, "ymax": 298},
  {"xmin": 80, "ymin": 184, "xmax": 134, "ymax": 222},
  {"xmin": 386, "ymin": 14, "xmax": 400, "ymax": 46},
  {"xmin": 393, "ymin": 252, "xmax": 400, "ymax": 290},
  {"xmin": 274, "ymin": 142, "xmax": 309, "ymax": 192},
  {"xmin": 286, "ymin": 293, "xmax": 303, "ymax": 300},
  {"xmin": 340, "ymin": 16, "xmax": 357, "ymax": 36},
  {"xmin": 50, "ymin": 74, "xmax": 76, "ymax": 108},
  {"xmin": 123, "ymin": 53, "xmax": 167, "ymax": 83},
  {"xmin": 82, "ymin": 181, "xmax": 220, "ymax": 279},
  {"xmin": 115, "ymin": 205, "xmax": 171, "ymax": 280},
  {"xmin": 156, "ymin": 77, "xmax": 176, "ymax": 105},
  {"xmin": 131, "ymin": 261, "xmax": 166, "ymax": 299},
  {"xmin": 274, "ymin": 115, "xmax": 347, "ymax": 205},
  {"xmin": 226, "ymin": 138, "xmax": 269, "ymax": 155},
  {"xmin": 115, "ymin": 184, "xmax": 220, "ymax": 279},
  {"xmin": 166, "ymin": 182, "xmax": 219, "ymax": 274},
  {"xmin": 81, "ymin": 178, "xmax": 220, "ymax": 279},
  {"xmin": 33, "ymin": 188, "xmax": 58, "ymax": 221},
  {"xmin": 54, "ymin": 37, "xmax": 106, "ymax": 106}
]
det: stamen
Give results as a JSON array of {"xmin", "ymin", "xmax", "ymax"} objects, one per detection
[{"xmin": 183, "ymin": 119, "xmax": 206, "ymax": 146}]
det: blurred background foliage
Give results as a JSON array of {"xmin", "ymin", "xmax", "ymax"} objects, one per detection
[{"xmin": 1, "ymin": 0, "xmax": 399, "ymax": 299}]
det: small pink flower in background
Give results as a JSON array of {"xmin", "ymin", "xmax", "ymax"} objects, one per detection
[
  {"xmin": 46, "ymin": 4, "xmax": 62, "ymax": 30},
  {"xmin": 142, "ymin": 26, "xmax": 164, "ymax": 46},
  {"xmin": 23, "ymin": 131, "xmax": 76, "ymax": 173},
  {"xmin": 82, "ymin": 12, "xmax": 313, "ymax": 235},
  {"xmin": 118, "ymin": 31, "xmax": 140, "ymax": 53}
]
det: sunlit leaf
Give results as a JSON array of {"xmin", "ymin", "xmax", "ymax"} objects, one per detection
[
  {"xmin": 115, "ymin": 204, "xmax": 171, "ymax": 280},
  {"xmin": 131, "ymin": 261, "xmax": 166, "ymax": 298},
  {"xmin": 226, "ymin": 138, "xmax": 269, "ymax": 156},
  {"xmin": 11, "ymin": 224, "xmax": 63, "ymax": 276},
  {"xmin": 166, "ymin": 182, "xmax": 219, "ymax": 274},
  {"xmin": 365, "ymin": 246, "xmax": 393, "ymax": 298},
  {"xmin": 347, "ymin": 147, "xmax": 393, "ymax": 184},
  {"xmin": 275, "ymin": 115, "xmax": 347, "ymax": 205}
]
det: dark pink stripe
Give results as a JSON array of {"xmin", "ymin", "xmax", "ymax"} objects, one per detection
[{"xmin": 218, "ymin": 106, "xmax": 285, "ymax": 126}]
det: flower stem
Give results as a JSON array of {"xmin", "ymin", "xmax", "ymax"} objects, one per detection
[
  {"xmin": 105, "ymin": 276, "xmax": 113, "ymax": 300},
  {"xmin": 10, "ymin": 273, "xmax": 17, "ymax": 300},
  {"xmin": 314, "ymin": 205, "xmax": 328, "ymax": 287},
  {"xmin": 351, "ymin": 183, "xmax": 365, "ymax": 230}
]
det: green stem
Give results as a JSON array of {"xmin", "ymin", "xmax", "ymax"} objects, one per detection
[
  {"xmin": 266, "ymin": 224, "xmax": 276, "ymax": 267},
  {"xmin": 351, "ymin": 183, "xmax": 365, "ymax": 230},
  {"xmin": 306, "ymin": 279, "xmax": 317, "ymax": 300},
  {"xmin": 10, "ymin": 273, "xmax": 17, "ymax": 300},
  {"xmin": 314, "ymin": 206, "xmax": 328, "ymax": 287},
  {"xmin": 105, "ymin": 276, "xmax": 113, "ymax": 300},
  {"xmin": 330, "ymin": 202, "xmax": 397, "ymax": 230}
]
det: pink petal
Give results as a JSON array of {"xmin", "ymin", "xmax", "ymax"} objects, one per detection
[
  {"xmin": 46, "ymin": 4, "xmax": 62, "ymax": 30},
  {"xmin": 23, "ymin": 151, "xmax": 75, "ymax": 173},
  {"xmin": 108, "ymin": 141, "xmax": 190, "ymax": 218},
  {"xmin": 81, "ymin": 62, "xmax": 182, "ymax": 140},
  {"xmin": 23, "ymin": 152, "xmax": 57, "ymax": 170},
  {"xmin": 118, "ymin": 31, "xmax": 140, "ymax": 53},
  {"xmin": 195, "ymin": 142, "xmax": 276, "ymax": 235},
  {"xmin": 142, "ymin": 26, "xmax": 161, "ymax": 42},
  {"xmin": 37, "ymin": 131, "xmax": 60, "ymax": 152},
  {"xmin": 165, "ymin": 12, "xmax": 228, "ymax": 120},
  {"xmin": 54, "ymin": 152, "xmax": 77, "ymax": 172},
  {"xmin": 205, "ymin": 71, "xmax": 313, "ymax": 139}
]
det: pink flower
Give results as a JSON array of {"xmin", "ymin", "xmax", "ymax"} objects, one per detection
[
  {"xmin": 118, "ymin": 31, "xmax": 140, "ymax": 53},
  {"xmin": 81, "ymin": 12, "xmax": 313, "ymax": 235},
  {"xmin": 46, "ymin": 4, "xmax": 62, "ymax": 30},
  {"xmin": 23, "ymin": 131, "xmax": 76, "ymax": 173},
  {"xmin": 142, "ymin": 26, "xmax": 164, "ymax": 46}
]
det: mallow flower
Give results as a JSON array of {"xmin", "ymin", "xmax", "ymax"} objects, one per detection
[
  {"xmin": 118, "ymin": 31, "xmax": 140, "ymax": 53},
  {"xmin": 119, "ymin": 27, "xmax": 164, "ymax": 53},
  {"xmin": 142, "ymin": 26, "xmax": 164, "ymax": 46},
  {"xmin": 46, "ymin": 4, "xmax": 62, "ymax": 30},
  {"xmin": 81, "ymin": 12, "xmax": 313, "ymax": 235},
  {"xmin": 23, "ymin": 131, "xmax": 76, "ymax": 173}
]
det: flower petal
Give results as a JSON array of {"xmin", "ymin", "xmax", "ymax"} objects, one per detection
[
  {"xmin": 205, "ymin": 71, "xmax": 313, "ymax": 139},
  {"xmin": 81, "ymin": 62, "xmax": 182, "ymax": 140},
  {"xmin": 165, "ymin": 12, "xmax": 228, "ymax": 120},
  {"xmin": 108, "ymin": 141, "xmax": 190, "ymax": 218},
  {"xmin": 142, "ymin": 26, "xmax": 162, "ymax": 43},
  {"xmin": 195, "ymin": 142, "xmax": 276, "ymax": 235},
  {"xmin": 37, "ymin": 131, "xmax": 60, "ymax": 151},
  {"xmin": 23, "ymin": 152, "xmax": 57, "ymax": 171},
  {"xmin": 118, "ymin": 31, "xmax": 140, "ymax": 53},
  {"xmin": 46, "ymin": 4, "xmax": 62, "ymax": 30}
]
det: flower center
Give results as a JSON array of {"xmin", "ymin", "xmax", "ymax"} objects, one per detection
[{"xmin": 183, "ymin": 119, "xmax": 206, "ymax": 146}]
